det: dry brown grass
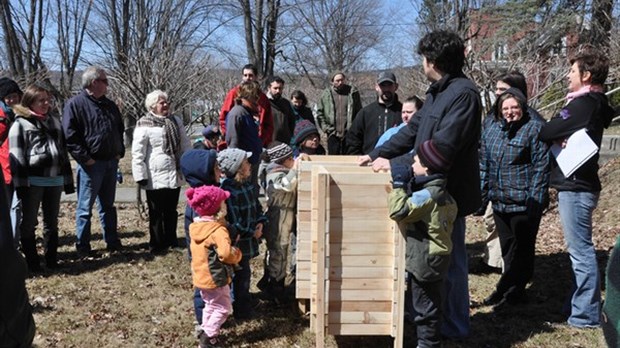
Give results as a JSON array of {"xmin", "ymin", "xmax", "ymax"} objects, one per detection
[{"xmin": 25, "ymin": 158, "xmax": 620, "ymax": 347}]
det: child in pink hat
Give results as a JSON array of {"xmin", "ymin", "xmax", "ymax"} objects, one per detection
[{"xmin": 186, "ymin": 185, "xmax": 242, "ymax": 348}]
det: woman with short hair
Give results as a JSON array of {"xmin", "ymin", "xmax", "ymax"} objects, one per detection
[
  {"xmin": 539, "ymin": 50, "xmax": 615, "ymax": 328},
  {"xmin": 132, "ymin": 90, "xmax": 191, "ymax": 254}
]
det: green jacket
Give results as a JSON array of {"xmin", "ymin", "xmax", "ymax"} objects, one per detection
[
  {"xmin": 388, "ymin": 177, "xmax": 457, "ymax": 282},
  {"xmin": 315, "ymin": 85, "xmax": 362, "ymax": 138}
]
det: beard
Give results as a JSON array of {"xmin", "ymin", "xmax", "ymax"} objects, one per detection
[{"xmin": 380, "ymin": 92, "xmax": 394, "ymax": 103}]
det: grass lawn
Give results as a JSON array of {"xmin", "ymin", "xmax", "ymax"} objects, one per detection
[{"xmin": 25, "ymin": 157, "xmax": 620, "ymax": 347}]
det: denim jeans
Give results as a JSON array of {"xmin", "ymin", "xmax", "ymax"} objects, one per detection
[
  {"xmin": 8, "ymin": 185, "xmax": 22, "ymax": 249},
  {"xmin": 441, "ymin": 217, "xmax": 470, "ymax": 338},
  {"xmin": 558, "ymin": 190, "xmax": 601, "ymax": 327},
  {"xmin": 75, "ymin": 159, "xmax": 120, "ymax": 251}
]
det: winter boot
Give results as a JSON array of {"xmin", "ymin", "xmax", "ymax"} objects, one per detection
[
  {"xmin": 45, "ymin": 232, "xmax": 59, "ymax": 269},
  {"xmin": 21, "ymin": 237, "xmax": 42, "ymax": 273}
]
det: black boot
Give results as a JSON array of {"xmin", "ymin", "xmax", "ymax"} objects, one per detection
[
  {"xmin": 21, "ymin": 237, "xmax": 42, "ymax": 273},
  {"xmin": 45, "ymin": 232, "xmax": 59, "ymax": 269}
]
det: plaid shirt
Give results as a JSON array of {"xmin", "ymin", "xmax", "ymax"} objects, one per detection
[
  {"xmin": 220, "ymin": 178, "xmax": 267, "ymax": 259},
  {"xmin": 480, "ymin": 115, "xmax": 549, "ymax": 213}
]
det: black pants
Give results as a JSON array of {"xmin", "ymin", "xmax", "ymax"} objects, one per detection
[
  {"xmin": 327, "ymin": 135, "xmax": 346, "ymax": 155},
  {"xmin": 146, "ymin": 188, "xmax": 180, "ymax": 251},
  {"xmin": 411, "ymin": 274, "xmax": 443, "ymax": 348},
  {"xmin": 493, "ymin": 210, "xmax": 541, "ymax": 302}
]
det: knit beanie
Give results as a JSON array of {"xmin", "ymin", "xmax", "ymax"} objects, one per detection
[
  {"xmin": 293, "ymin": 120, "xmax": 319, "ymax": 146},
  {"xmin": 417, "ymin": 139, "xmax": 451, "ymax": 174},
  {"xmin": 180, "ymin": 149, "xmax": 219, "ymax": 187},
  {"xmin": 217, "ymin": 148, "xmax": 252, "ymax": 178},
  {"xmin": 185, "ymin": 186, "xmax": 230, "ymax": 217},
  {"xmin": 0, "ymin": 78, "xmax": 22, "ymax": 100},
  {"xmin": 201, "ymin": 125, "xmax": 221, "ymax": 139},
  {"xmin": 266, "ymin": 142, "xmax": 293, "ymax": 163}
]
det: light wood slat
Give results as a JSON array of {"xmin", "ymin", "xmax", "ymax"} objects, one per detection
[
  {"xmin": 327, "ymin": 324, "xmax": 392, "ymax": 336},
  {"xmin": 327, "ymin": 230, "xmax": 394, "ymax": 244},
  {"xmin": 312, "ymin": 166, "xmax": 329, "ymax": 346},
  {"xmin": 328, "ymin": 255, "xmax": 394, "ymax": 267},
  {"xmin": 328, "ymin": 289, "xmax": 393, "ymax": 302},
  {"xmin": 329, "ymin": 301, "xmax": 392, "ymax": 312},
  {"xmin": 328, "ymin": 266, "xmax": 393, "ymax": 279},
  {"xmin": 330, "ymin": 243, "xmax": 395, "ymax": 256},
  {"xmin": 330, "ymin": 278, "xmax": 392, "ymax": 290},
  {"xmin": 328, "ymin": 311, "xmax": 392, "ymax": 324}
]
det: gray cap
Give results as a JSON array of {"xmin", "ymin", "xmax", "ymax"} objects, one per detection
[
  {"xmin": 377, "ymin": 71, "xmax": 396, "ymax": 84},
  {"xmin": 217, "ymin": 148, "xmax": 252, "ymax": 178}
]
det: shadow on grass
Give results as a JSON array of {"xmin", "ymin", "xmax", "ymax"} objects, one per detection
[
  {"xmin": 56, "ymin": 229, "xmax": 147, "ymax": 247},
  {"xmin": 466, "ymin": 249, "xmax": 610, "ymax": 348}
]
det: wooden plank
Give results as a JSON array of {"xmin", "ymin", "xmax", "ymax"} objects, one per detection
[
  {"xmin": 312, "ymin": 166, "xmax": 329, "ymax": 347},
  {"xmin": 328, "ymin": 311, "xmax": 392, "ymax": 324},
  {"xmin": 330, "ymin": 243, "xmax": 395, "ymax": 256},
  {"xmin": 328, "ymin": 289, "xmax": 393, "ymax": 302},
  {"xmin": 329, "ymin": 301, "xmax": 392, "ymax": 312},
  {"xmin": 330, "ymin": 278, "xmax": 392, "ymax": 290},
  {"xmin": 394, "ymin": 223, "xmax": 406, "ymax": 347},
  {"xmin": 327, "ymin": 324, "xmax": 392, "ymax": 336},
  {"xmin": 328, "ymin": 255, "xmax": 394, "ymax": 268},
  {"xmin": 329, "ymin": 267, "xmax": 393, "ymax": 279},
  {"xmin": 328, "ymin": 230, "xmax": 394, "ymax": 244}
]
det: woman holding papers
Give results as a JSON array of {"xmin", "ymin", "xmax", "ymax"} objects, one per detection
[
  {"xmin": 539, "ymin": 50, "xmax": 614, "ymax": 328},
  {"xmin": 479, "ymin": 87, "xmax": 549, "ymax": 310}
]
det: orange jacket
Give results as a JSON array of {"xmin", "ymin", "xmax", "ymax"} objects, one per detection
[{"xmin": 190, "ymin": 220, "xmax": 242, "ymax": 290}]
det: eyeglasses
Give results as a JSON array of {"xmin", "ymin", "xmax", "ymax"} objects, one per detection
[{"xmin": 96, "ymin": 78, "xmax": 109, "ymax": 85}]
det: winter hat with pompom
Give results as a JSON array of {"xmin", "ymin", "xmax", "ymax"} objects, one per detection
[{"xmin": 185, "ymin": 185, "xmax": 230, "ymax": 217}]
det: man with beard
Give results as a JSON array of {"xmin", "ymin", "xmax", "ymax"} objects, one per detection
[
  {"xmin": 266, "ymin": 76, "xmax": 296, "ymax": 145},
  {"xmin": 316, "ymin": 72, "xmax": 362, "ymax": 155},
  {"xmin": 219, "ymin": 64, "xmax": 274, "ymax": 147},
  {"xmin": 346, "ymin": 71, "xmax": 402, "ymax": 155}
]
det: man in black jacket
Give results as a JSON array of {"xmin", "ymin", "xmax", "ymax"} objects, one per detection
[
  {"xmin": 346, "ymin": 71, "xmax": 402, "ymax": 155},
  {"xmin": 62, "ymin": 66, "xmax": 125, "ymax": 256},
  {"xmin": 359, "ymin": 30, "xmax": 481, "ymax": 340}
]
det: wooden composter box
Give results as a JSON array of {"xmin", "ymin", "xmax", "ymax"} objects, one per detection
[{"xmin": 296, "ymin": 156, "xmax": 406, "ymax": 347}]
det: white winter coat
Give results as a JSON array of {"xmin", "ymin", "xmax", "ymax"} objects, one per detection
[{"xmin": 131, "ymin": 115, "xmax": 191, "ymax": 190}]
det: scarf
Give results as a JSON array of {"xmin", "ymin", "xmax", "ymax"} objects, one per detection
[
  {"xmin": 138, "ymin": 112, "xmax": 182, "ymax": 163},
  {"xmin": 566, "ymin": 84, "xmax": 604, "ymax": 103}
]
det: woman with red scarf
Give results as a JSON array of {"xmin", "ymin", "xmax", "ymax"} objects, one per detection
[{"xmin": 8, "ymin": 85, "xmax": 74, "ymax": 272}]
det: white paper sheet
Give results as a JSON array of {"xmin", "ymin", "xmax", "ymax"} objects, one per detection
[{"xmin": 550, "ymin": 128, "xmax": 598, "ymax": 177}]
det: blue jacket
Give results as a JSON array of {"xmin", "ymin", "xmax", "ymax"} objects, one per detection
[
  {"xmin": 62, "ymin": 90, "xmax": 125, "ymax": 165},
  {"xmin": 225, "ymin": 105, "xmax": 262, "ymax": 165},
  {"xmin": 370, "ymin": 73, "xmax": 482, "ymax": 217}
]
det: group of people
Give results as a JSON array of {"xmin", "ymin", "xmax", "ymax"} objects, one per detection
[
  {"xmin": 360, "ymin": 31, "xmax": 615, "ymax": 348},
  {"xmin": 0, "ymin": 27, "xmax": 617, "ymax": 348}
]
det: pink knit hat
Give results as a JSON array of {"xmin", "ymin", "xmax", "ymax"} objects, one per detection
[{"xmin": 185, "ymin": 186, "xmax": 230, "ymax": 217}]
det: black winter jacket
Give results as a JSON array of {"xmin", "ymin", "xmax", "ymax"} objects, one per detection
[
  {"xmin": 538, "ymin": 92, "xmax": 614, "ymax": 192},
  {"xmin": 62, "ymin": 90, "xmax": 125, "ymax": 165},
  {"xmin": 370, "ymin": 73, "xmax": 482, "ymax": 217},
  {"xmin": 346, "ymin": 99, "xmax": 402, "ymax": 155}
]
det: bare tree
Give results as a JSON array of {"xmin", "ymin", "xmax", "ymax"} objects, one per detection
[
  {"xmin": 54, "ymin": 0, "xmax": 93, "ymax": 98},
  {"xmin": 283, "ymin": 0, "xmax": 384, "ymax": 84},
  {"xmin": 88, "ymin": 0, "xmax": 231, "ymax": 143},
  {"xmin": 235, "ymin": 0, "xmax": 283, "ymax": 78},
  {"xmin": 0, "ymin": 0, "xmax": 52, "ymax": 85}
]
